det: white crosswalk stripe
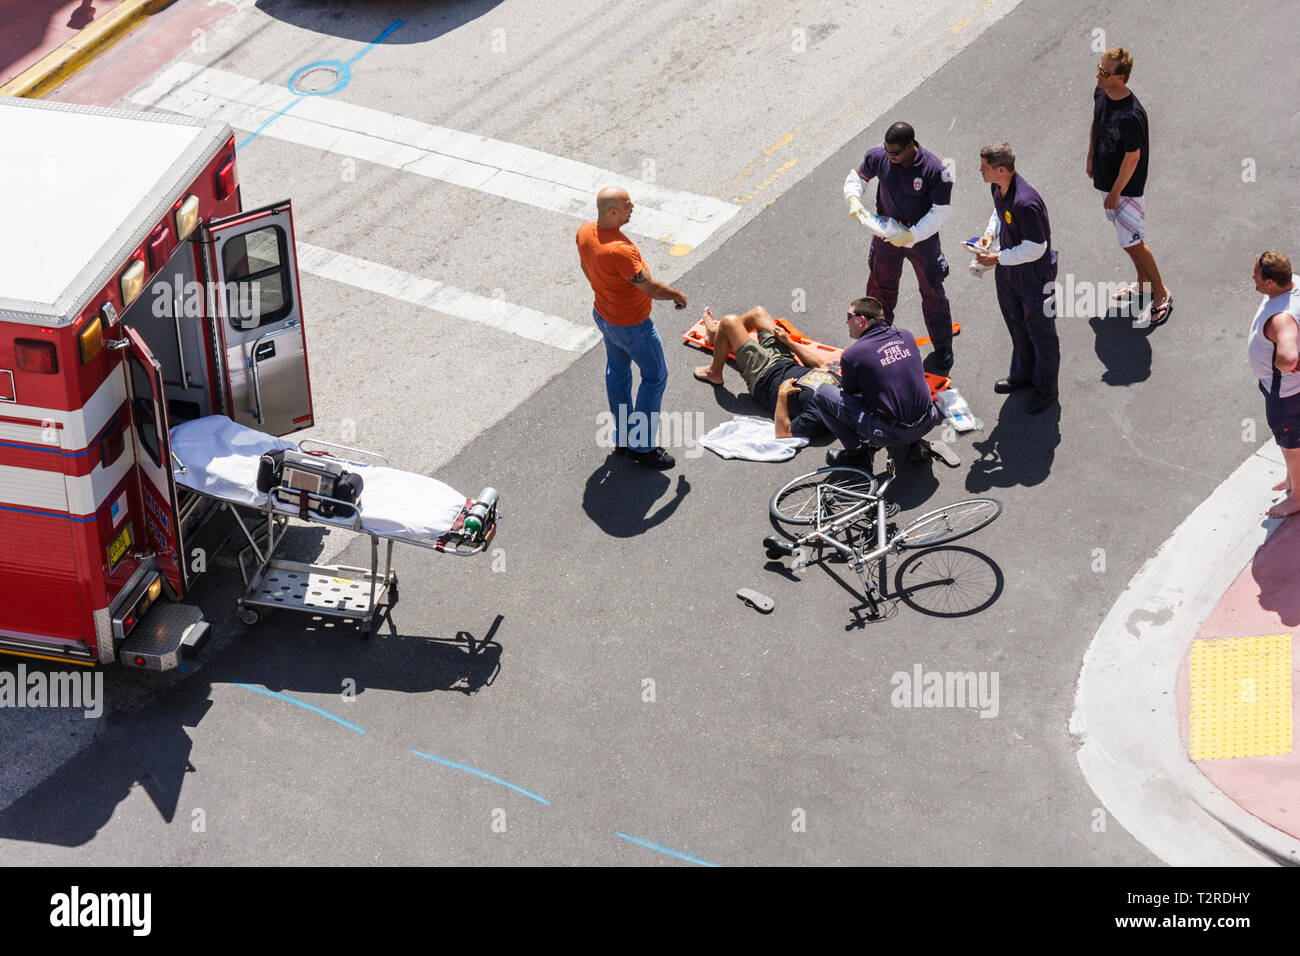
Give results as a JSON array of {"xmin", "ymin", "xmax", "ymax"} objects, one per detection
[
  {"xmin": 295, "ymin": 242, "xmax": 601, "ymax": 352},
  {"xmin": 131, "ymin": 61, "xmax": 740, "ymax": 250}
]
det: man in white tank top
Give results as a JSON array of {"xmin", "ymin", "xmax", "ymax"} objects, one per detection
[{"xmin": 1249, "ymin": 251, "xmax": 1300, "ymax": 517}]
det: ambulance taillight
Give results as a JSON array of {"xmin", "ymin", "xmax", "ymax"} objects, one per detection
[
  {"xmin": 15, "ymin": 339, "xmax": 57, "ymax": 374},
  {"xmin": 214, "ymin": 157, "xmax": 238, "ymax": 201}
]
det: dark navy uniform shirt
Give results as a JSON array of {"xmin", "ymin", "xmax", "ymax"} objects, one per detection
[
  {"xmin": 858, "ymin": 145, "xmax": 952, "ymax": 228},
  {"xmin": 839, "ymin": 323, "xmax": 933, "ymax": 427},
  {"xmin": 992, "ymin": 173, "xmax": 1056, "ymax": 288}
]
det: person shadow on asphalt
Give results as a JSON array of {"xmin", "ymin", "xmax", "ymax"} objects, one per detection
[
  {"xmin": 1088, "ymin": 300, "xmax": 1155, "ymax": 387},
  {"xmin": 965, "ymin": 397, "xmax": 1061, "ymax": 491},
  {"xmin": 582, "ymin": 456, "xmax": 690, "ymax": 537}
]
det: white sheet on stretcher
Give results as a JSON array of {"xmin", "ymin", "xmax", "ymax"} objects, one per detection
[{"xmin": 169, "ymin": 416, "xmax": 468, "ymax": 543}]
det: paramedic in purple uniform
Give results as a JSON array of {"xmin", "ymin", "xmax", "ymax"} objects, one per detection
[
  {"xmin": 812, "ymin": 296, "xmax": 942, "ymax": 469},
  {"xmin": 844, "ymin": 122, "xmax": 956, "ymax": 371},
  {"xmin": 973, "ymin": 142, "xmax": 1060, "ymax": 414}
]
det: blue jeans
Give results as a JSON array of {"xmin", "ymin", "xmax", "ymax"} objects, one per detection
[{"xmin": 593, "ymin": 309, "xmax": 668, "ymax": 452}]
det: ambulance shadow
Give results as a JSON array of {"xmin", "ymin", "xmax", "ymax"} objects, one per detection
[
  {"xmin": 582, "ymin": 458, "xmax": 690, "ymax": 537},
  {"xmin": 965, "ymin": 399, "xmax": 1060, "ymax": 491},
  {"xmin": 1088, "ymin": 303, "xmax": 1153, "ymax": 387},
  {"xmin": 0, "ymin": 615, "xmax": 506, "ymax": 848},
  {"xmin": 0, "ymin": 693, "xmax": 212, "ymax": 848},
  {"xmin": 254, "ymin": 0, "xmax": 503, "ymax": 44}
]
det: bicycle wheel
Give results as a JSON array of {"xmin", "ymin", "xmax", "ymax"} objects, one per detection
[
  {"xmin": 894, "ymin": 545, "xmax": 1004, "ymax": 618},
  {"xmin": 769, "ymin": 467, "xmax": 878, "ymax": 526},
  {"xmin": 896, "ymin": 498, "xmax": 1000, "ymax": 549}
]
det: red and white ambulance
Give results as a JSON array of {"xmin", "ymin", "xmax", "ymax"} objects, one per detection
[{"xmin": 0, "ymin": 97, "xmax": 314, "ymax": 670}]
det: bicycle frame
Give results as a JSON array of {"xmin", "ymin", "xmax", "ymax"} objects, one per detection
[{"xmin": 781, "ymin": 462, "xmax": 899, "ymax": 615}]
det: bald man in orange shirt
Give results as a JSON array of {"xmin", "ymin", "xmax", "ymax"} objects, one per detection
[{"xmin": 577, "ymin": 187, "xmax": 688, "ymax": 469}]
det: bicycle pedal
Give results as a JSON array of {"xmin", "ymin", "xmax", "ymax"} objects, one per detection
[
  {"xmin": 736, "ymin": 588, "xmax": 774, "ymax": 614},
  {"xmin": 790, "ymin": 546, "xmax": 812, "ymax": 572}
]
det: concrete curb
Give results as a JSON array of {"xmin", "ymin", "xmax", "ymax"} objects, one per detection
[
  {"xmin": 0, "ymin": 0, "xmax": 175, "ymax": 99},
  {"xmin": 1070, "ymin": 441, "xmax": 1300, "ymax": 866}
]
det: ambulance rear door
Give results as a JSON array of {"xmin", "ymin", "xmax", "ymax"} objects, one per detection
[
  {"xmin": 124, "ymin": 328, "xmax": 187, "ymax": 596},
  {"xmin": 205, "ymin": 201, "xmax": 314, "ymax": 436}
]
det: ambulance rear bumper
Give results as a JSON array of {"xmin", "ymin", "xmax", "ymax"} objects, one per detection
[{"xmin": 117, "ymin": 602, "xmax": 210, "ymax": 672}]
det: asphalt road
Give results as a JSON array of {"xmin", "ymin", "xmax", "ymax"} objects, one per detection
[{"xmin": 3, "ymin": 0, "xmax": 1298, "ymax": 866}]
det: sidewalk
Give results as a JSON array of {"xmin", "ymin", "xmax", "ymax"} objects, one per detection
[
  {"xmin": 0, "ymin": 0, "xmax": 125, "ymax": 87},
  {"xmin": 1181, "ymin": 506, "xmax": 1298, "ymax": 842},
  {"xmin": 1073, "ymin": 441, "xmax": 1300, "ymax": 866}
]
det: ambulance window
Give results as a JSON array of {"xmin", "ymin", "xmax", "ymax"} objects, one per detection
[
  {"xmin": 128, "ymin": 353, "xmax": 162, "ymax": 468},
  {"xmin": 222, "ymin": 226, "xmax": 291, "ymax": 328}
]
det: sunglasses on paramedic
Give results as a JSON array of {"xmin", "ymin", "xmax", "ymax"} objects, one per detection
[
  {"xmin": 1096, "ymin": 63, "xmax": 1113, "ymax": 77},
  {"xmin": 883, "ymin": 143, "xmax": 912, "ymax": 157}
]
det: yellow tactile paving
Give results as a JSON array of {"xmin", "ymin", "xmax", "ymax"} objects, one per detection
[{"xmin": 1190, "ymin": 635, "xmax": 1293, "ymax": 760}]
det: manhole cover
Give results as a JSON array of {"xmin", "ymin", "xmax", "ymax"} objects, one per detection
[{"xmin": 289, "ymin": 61, "xmax": 349, "ymax": 96}]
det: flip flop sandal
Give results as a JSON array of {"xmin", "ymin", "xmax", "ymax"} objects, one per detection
[
  {"xmin": 1148, "ymin": 296, "xmax": 1173, "ymax": 327},
  {"xmin": 1110, "ymin": 282, "xmax": 1141, "ymax": 301}
]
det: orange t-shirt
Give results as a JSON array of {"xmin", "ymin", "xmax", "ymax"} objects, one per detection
[{"xmin": 576, "ymin": 221, "xmax": 651, "ymax": 327}]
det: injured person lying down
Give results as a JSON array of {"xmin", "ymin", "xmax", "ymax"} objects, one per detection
[{"xmin": 691, "ymin": 306, "xmax": 836, "ymax": 439}]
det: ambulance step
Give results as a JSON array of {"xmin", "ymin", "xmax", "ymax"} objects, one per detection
[{"xmin": 119, "ymin": 603, "xmax": 210, "ymax": 671}]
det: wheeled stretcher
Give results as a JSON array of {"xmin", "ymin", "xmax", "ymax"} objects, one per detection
[{"xmin": 170, "ymin": 416, "xmax": 499, "ymax": 636}]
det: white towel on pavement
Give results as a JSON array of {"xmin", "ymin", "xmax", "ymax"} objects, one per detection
[{"xmin": 698, "ymin": 416, "xmax": 809, "ymax": 462}]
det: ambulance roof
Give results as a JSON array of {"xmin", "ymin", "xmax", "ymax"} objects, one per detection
[{"xmin": 0, "ymin": 98, "xmax": 232, "ymax": 327}]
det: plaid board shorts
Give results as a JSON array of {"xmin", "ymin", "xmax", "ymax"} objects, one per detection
[{"xmin": 1101, "ymin": 190, "xmax": 1146, "ymax": 248}]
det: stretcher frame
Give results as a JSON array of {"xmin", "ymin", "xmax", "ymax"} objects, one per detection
[{"xmin": 199, "ymin": 438, "xmax": 498, "ymax": 637}]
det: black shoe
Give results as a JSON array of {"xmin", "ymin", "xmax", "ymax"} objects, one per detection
[
  {"xmin": 1026, "ymin": 390, "xmax": 1058, "ymax": 414},
  {"xmin": 826, "ymin": 446, "xmax": 875, "ymax": 469},
  {"xmin": 994, "ymin": 377, "xmax": 1031, "ymax": 395},
  {"xmin": 933, "ymin": 346, "xmax": 955, "ymax": 371},
  {"xmin": 908, "ymin": 440, "xmax": 931, "ymax": 463},
  {"xmin": 628, "ymin": 446, "xmax": 675, "ymax": 469}
]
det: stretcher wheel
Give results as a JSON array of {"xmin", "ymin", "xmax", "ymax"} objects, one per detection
[{"xmin": 239, "ymin": 608, "xmax": 260, "ymax": 626}]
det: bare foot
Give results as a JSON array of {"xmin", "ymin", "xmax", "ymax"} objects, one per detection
[
  {"xmin": 699, "ymin": 307, "xmax": 718, "ymax": 345},
  {"xmin": 1272, "ymin": 478, "xmax": 1292, "ymax": 492},
  {"xmin": 693, "ymin": 364, "xmax": 724, "ymax": 385},
  {"xmin": 1267, "ymin": 493, "xmax": 1300, "ymax": 519}
]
